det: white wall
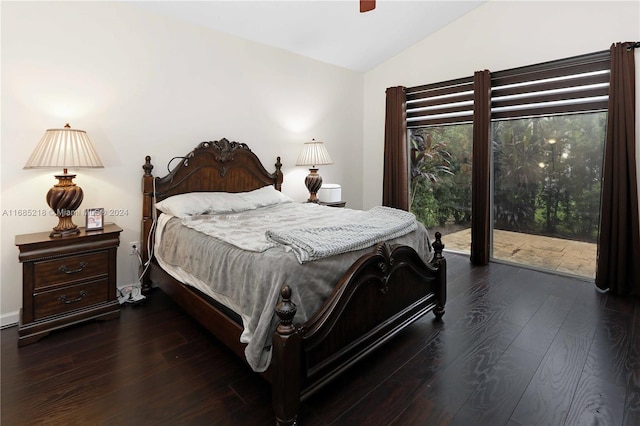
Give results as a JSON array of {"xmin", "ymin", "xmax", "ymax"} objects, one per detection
[
  {"xmin": 362, "ymin": 0, "xmax": 640, "ymax": 209},
  {"xmin": 0, "ymin": 1, "xmax": 363, "ymax": 324},
  {"xmin": 3, "ymin": 1, "xmax": 639, "ymax": 324}
]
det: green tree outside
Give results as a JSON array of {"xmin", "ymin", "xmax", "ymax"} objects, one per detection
[{"xmin": 409, "ymin": 112, "xmax": 605, "ymax": 244}]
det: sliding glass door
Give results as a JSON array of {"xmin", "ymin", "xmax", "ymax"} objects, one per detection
[
  {"xmin": 491, "ymin": 113, "xmax": 606, "ymax": 278},
  {"xmin": 408, "ymin": 125, "xmax": 473, "ymax": 254}
]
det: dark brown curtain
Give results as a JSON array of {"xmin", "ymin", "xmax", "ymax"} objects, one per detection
[
  {"xmin": 383, "ymin": 86, "xmax": 408, "ymax": 210},
  {"xmin": 470, "ymin": 70, "xmax": 491, "ymax": 265},
  {"xmin": 596, "ymin": 42, "xmax": 640, "ymax": 295}
]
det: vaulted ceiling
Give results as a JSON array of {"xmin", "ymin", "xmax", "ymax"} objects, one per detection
[{"xmin": 131, "ymin": 1, "xmax": 485, "ymax": 72}]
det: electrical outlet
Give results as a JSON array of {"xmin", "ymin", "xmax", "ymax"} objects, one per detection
[{"xmin": 129, "ymin": 241, "xmax": 139, "ymax": 256}]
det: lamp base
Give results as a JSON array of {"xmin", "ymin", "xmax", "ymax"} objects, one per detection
[
  {"xmin": 305, "ymin": 168, "xmax": 323, "ymax": 203},
  {"xmin": 47, "ymin": 172, "xmax": 84, "ymax": 237}
]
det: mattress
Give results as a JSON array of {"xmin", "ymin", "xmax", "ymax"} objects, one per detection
[{"xmin": 154, "ymin": 206, "xmax": 433, "ymax": 372}]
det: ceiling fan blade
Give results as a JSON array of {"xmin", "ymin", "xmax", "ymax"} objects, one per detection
[{"xmin": 360, "ymin": 0, "xmax": 376, "ymax": 13}]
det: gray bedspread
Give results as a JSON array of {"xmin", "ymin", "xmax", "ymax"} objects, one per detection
[{"xmin": 155, "ymin": 211, "xmax": 433, "ymax": 372}]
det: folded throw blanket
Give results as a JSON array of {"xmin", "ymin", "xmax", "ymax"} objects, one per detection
[{"xmin": 266, "ymin": 206, "xmax": 417, "ymax": 263}]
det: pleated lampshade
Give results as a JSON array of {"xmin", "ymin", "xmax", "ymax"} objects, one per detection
[
  {"xmin": 24, "ymin": 125, "xmax": 103, "ymax": 169},
  {"xmin": 295, "ymin": 139, "xmax": 333, "ymax": 167}
]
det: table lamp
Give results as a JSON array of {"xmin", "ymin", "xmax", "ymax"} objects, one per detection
[
  {"xmin": 296, "ymin": 139, "xmax": 333, "ymax": 203},
  {"xmin": 24, "ymin": 124, "xmax": 103, "ymax": 237}
]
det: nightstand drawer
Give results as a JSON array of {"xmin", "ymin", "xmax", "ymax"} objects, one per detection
[
  {"xmin": 34, "ymin": 251, "xmax": 108, "ymax": 289},
  {"xmin": 17, "ymin": 224, "xmax": 122, "ymax": 346},
  {"xmin": 33, "ymin": 279, "xmax": 109, "ymax": 320}
]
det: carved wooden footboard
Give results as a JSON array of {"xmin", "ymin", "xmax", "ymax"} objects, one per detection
[{"xmin": 272, "ymin": 235, "xmax": 446, "ymax": 425}]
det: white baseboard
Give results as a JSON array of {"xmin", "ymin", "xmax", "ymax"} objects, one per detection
[{"xmin": 1, "ymin": 311, "xmax": 19, "ymax": 329}]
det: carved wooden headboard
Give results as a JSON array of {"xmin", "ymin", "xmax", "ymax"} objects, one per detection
[{"xmin": 140, "ymin": 138, "xmax": 283, "ymax": 289}]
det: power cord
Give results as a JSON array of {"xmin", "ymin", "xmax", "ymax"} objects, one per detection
[
  {"xmin": 119, "ymin": 175, "xmax": 159, "ymax": 306},
  {"xmin": 117, "ymin": 282, "xmax": 145, "ymax": 305},
  {"xmin": 119, "ymin": 244, "xmax": 147, "ymax": 306},
  {"xmin": 133, "ymin": 177, "xmax": 158, "ymax": 287}
]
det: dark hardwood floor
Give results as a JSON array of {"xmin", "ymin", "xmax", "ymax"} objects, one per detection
[{"xmin": 2, "ymin": 252, "xmax": 639, "ymax": 425}]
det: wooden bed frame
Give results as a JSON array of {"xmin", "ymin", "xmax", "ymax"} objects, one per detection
[{"xmin": 140, "ymin": 138, "xmax": 446, "ymax": 425}]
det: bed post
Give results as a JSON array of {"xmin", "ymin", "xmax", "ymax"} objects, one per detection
[
  {"xmin": 274, "ymin": 156, "xmax": 283, "ymax": 191},
  {"xmin": 141, "ymin": 156, "xmax": 155, "ymax": 294},
  {"xmin": 430, "ymin": 232, "xmax": 447, "ymax": 319},
  {"xmin": 272, "ymin": 285, "xmax": 301, "ymax": 426}
]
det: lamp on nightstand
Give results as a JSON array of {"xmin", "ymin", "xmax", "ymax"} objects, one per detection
[
  {"xmin": 24, "ymin": 124, "xmax": 104, "ymax": 237},
  {"xmin": 296, "ymin": 139, "xmax": 333, "ymax": 203}
]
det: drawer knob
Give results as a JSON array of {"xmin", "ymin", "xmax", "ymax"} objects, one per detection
[
  {"xmin": 58, "ymin": 290, "xmax": 88, "ymax": 304},
  {"xmin": 58, "ymin": 262, "xmax": 88, "ymax": 274}
]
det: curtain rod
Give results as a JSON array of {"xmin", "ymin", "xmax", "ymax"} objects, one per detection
[{"xmin": 626, "ymin": 41, "xmax": 640, "ymax": 51}]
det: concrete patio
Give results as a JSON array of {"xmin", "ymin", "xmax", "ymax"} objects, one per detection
[{"xmin": 442, "ymin": 228, "xmax": 597, "ymax": 279}]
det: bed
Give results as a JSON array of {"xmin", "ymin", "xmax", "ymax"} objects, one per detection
[{"xmin": 140, "ymin": 138, "xmax": 446, "ymax": 425}]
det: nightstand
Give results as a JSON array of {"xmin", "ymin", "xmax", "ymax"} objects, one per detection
[
  {"xmin": 319, "ymin": 201, "xmax": 346, "ymax": 208},
  {"xmin": 15, "ymin": 223, "xmax": 122, "ymax": 346}
]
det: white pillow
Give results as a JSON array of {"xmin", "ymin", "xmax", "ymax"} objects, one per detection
[
  {"xmin": 155, "ymin": 186, "xmax": 292, "ymax": 217},
  {"xmin": 154, "ymin": 192, "xmax": 245, "ymax": 217},
  {"xmin": 238, "ymin": 185, "xmax": 293, "ymax": 208}
]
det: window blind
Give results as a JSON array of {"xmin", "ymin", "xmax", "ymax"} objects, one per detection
[
  {"xmin": 406, "ymin": 76, "xmax": 475, "ymax": 128},
  {"xmin": 491, "ymin": 51, "xmax": 610, "ymax": 120}
]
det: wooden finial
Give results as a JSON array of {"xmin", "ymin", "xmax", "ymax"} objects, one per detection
[
  {"xmin": 275, "ymin": 285, "xmax": 297, "ymax": 335},
  {"xmin": 143, "ymin": 156, "xmax": 154, "ymax": 176},
  {"xmin": 432, "ymin": 232, "xmax": 444, "ymax": 260}
]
